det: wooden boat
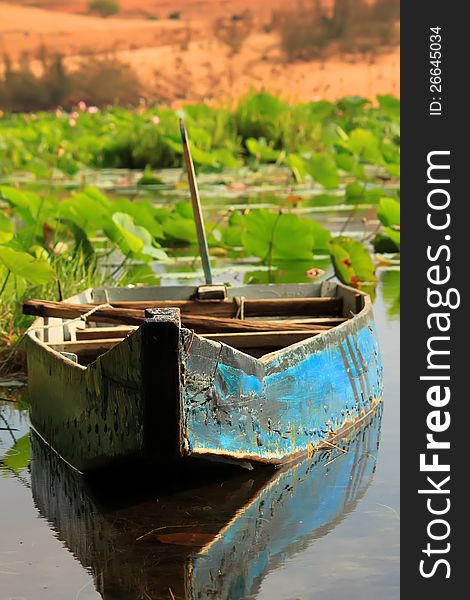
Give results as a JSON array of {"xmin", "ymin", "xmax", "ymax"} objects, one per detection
[
  {"xmin": 31, "ymin": 407, "xmax": 382, "ymax": 599},
  {"xmin": 24, "ymin": 280, "xmax": 383, "ymax": 473}
]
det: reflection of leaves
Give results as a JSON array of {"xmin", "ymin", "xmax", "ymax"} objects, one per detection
[
  {"xmin": 137, "ymin": 165, "xmax": 164, "ymax": 185},
  {"xmin": 2, "ymin": 433, "xmax": 30, "ymax": 474},
  {"xmin": 328, "ymin": 236, "xmax": 377, "ymax": 286},
  {"xmin": 118, "ymin": 264, "xmax": 160, "ymax": 286},
  {"xmin": 381, "ymin": 269, "xmax": 400, "ymax": 318}
]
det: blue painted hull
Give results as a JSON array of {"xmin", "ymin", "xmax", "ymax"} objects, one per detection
[
  {"xmin": 182, "ymin": 310, "xmax": 383, "ymax": 463},
  {"xmin": 26, "ymin": 281, "xmax": 383, "ymax": 471}
]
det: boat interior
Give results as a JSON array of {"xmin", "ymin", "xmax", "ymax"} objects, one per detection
[{"xmin": 26, "ymin": 282, "xmax": 365, "ymax": 365}]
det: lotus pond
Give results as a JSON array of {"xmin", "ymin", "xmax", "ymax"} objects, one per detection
[
  {"xmin": 0, "ymin": 93, "xmax": 399, "ymax": 372},
  {"xmin": 0, "ymin": 266, "xmax": 400, "ymax": 599}
]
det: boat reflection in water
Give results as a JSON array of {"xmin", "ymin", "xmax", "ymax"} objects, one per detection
[{"xmin": 31, "ymin": 407, "xmax": 383, "ymax": 600}]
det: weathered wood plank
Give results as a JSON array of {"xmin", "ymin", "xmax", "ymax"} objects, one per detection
[
  {"xmin": 74, "ymin": 328, "xmax": 323, "ymax": 351},
  {"xmin": 75, "ymin": 320, "xmax": 343, "ymax": 341},
  {"xmin": 24, "ymin": 299, "xmax": 145, "ymax": 325},
  {"xmin": 76, "ymin": 326, "xmax": 137, "ymax": 340},
  {"xmin": 24, "ymin": 300, "xmax": 339, "ymax": 334},
  {"xmin": 49, "ymin": 338, "xmax": 124, "ymax": 356},
  {"xmin": 142, "ymin": 308, "xmax": 183, "ymax": 460},
  {"xmin": 93, "ymin": 297, "xmax": 343, "ymax": 318},
  {"xmin": 181, "ymin": 315, "xmax": 334, "ymax": 334},
  {"xmin": 202, "ymin": 330, "xmax": 320, "ymax": 349}
]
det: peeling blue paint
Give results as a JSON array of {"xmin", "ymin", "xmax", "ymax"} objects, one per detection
[{"xmin": 183, "ymin": 315, "xmax": 383, "ymax": 461}]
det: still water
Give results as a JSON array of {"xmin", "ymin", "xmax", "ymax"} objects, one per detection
[{"xmin": 0, "ymin": 269, "xmax": 399, "ymax": 600}]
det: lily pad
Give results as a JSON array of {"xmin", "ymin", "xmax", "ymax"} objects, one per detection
[
  {"xmin": 240, "ymin": 210, "xmax": 314, "ymax": 261},
  {"xmin": 328, "ymin": 236, "xmax": 377, "ymax": 286}
]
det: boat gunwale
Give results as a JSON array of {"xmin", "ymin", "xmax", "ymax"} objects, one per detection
[{"xmin": 26, "ymin": 281, "xmax": 372, "ymax": 368}]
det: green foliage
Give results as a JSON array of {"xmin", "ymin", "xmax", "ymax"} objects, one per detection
[
  {"xmin": 107, "ymin": 213, "xmax": 167, "ymax": 260},
  {"xmin": 245, "ymin": 138, "xmax": 282, "ymax": 162},
  {"xmin": 0, "ymin": 247, "xmax": 54, "ymax": 285},
  {"xmin": 0, "ymin": 93, "xmax": 400, "ymax": 191},
  {"xmin": 381, "ymin": 269, "xmax": 400, "ymax": 318},
  {"xmin": 328, "ymin": 236, "xmax": 377, "ymax": 287},
  {"xmin": 1, "ymin": 433, "xmax": 30, "ymax": 474},
  {"xmin": 377, "ymin": 197, "xmax": 400, "ymax": 227},
  {"xmin": 89, "ymin": 0, "xmax": 120, "ymax": 17},
  {"xmin": 0, "ymin": 212, "xmax": 13, "ymax": 244},
  {"xmin": 240, "ymin": 211, "xmax": 315, "ymax": 262},
  {"xmin": 374, "ymin": 197, "xmax": 400, "ymax": 252}
]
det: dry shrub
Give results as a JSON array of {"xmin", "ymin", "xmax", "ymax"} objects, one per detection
[
  {"xmin": 88, "ymin": 0, "xmax": 120, "ymax": 18},
  {"xmin": 69, "ymin": 57, "xmax": 141, "ymax": 106},
  {"xmin": 213, "ymin": 11, "xmax": 253, "ymax": 55},
  {"xmin": 0, "ymin": 53, "xmax": 70, "ymax": 112},
  {"xmin": 273, "ymin": 0, "xmax": 399, "ymax": 62},
  {"xmin": 0, "ymin": 53, "xmax": 141, "ymax": 111}
]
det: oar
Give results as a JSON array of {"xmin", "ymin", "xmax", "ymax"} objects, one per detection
[{"xmin": 179, "ymin": 118, "xmax": 213, "ymax": 284}]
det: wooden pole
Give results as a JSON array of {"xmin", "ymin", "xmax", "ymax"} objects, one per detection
[{"xmin": 179, "ymin": 118, "xmax": 213, "ymax": 284}]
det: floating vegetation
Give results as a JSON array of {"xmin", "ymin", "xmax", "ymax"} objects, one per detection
[
  {"xmin": 0, "ymin": 93, "xmax": 400, "ymax": 373},
  {"xmin": 0, "ymin": 93, "xmax": 399, "ymax": 181}
]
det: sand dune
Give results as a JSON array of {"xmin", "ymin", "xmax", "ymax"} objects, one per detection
[{"xmin": 0, "ymin": 1, "xmax": 399, "ymax": 103}]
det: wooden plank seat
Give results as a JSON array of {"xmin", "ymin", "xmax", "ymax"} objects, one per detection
[{"xmin": 26, "ymin": 294, "xmax": 349, "ymax": 361}]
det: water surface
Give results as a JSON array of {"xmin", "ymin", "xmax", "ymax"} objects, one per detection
[{"xmin": 0, "ymin": 269, "xmax": 399, "ymax": 600}]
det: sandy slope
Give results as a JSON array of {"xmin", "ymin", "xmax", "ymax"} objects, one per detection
[
  {"xmin": 9, "ymin": 0, "xmax": 292, "ymax": 20},
  {"xmin": 0, "ymin": 1, "xmax": 400, "ymax": 103}
]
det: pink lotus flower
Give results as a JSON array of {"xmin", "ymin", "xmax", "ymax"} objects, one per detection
[{"xmin": 78, "ymin": 101, "xmax": 87, "ymax": 111}]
